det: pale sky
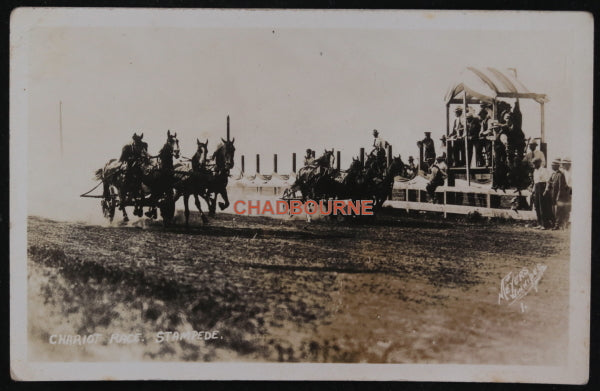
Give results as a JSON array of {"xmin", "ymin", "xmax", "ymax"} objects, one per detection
[{"xmin": 20, "ymin": 11, "xmax": 581, "ymax": 220}]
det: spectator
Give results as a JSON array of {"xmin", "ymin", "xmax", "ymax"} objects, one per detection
[
  {"xmin": 426, "ymin": 155, "xmax": 447, "ymax": 203},
  {"xmin": 560, "ymin": 158, "xmax": 572, "ymax": 228},
  {"xmin": 439, "ymin": 135, "xmax": 447, "ymax": 161},
  {"xmin": 466, "ymin": 111, "xmax": 482, "ymax": 167},
  {"xmin": 405, "ymin": 156, "xmax": 418, "ymax": 179},
  {"xmin": 524, "ymin": 140, "xmax": 546, "ymax": 168},
  {"xmin": 478, "ymin": 104, "xmax": 493, "ymax": 167},
  {"xmin": 531, "ymin": 158, "xmax": 553, "ymax": 229},
  {"xmin": 548, "ymin": 158, "xmax": 569, "ymax": 229},
  {"xmin": 417, "ymin": 131, "xmax": 436, "ymax": 172},
  {"xmin": 449, "ymin": 106, "xmax": 465, "ymax": 166}
]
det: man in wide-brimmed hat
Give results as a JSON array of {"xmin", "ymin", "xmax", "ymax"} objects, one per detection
[
  {"xmin": 531, "ymin": 157, "xmax": 553, "ymax": 229},
  {"xmin": 478, "ymin": 104, "xmax": 494, "ymax": 167},
  {"xmin": 448, "ymin": 106, "xmax": 466, "ymax": 166},
  {"xmin": 560, "ymin": 158, "xmax": 572, "ymax": 188},
  {"xmin": 466, "ymin": 110, "xmax": 483, "ymax": 167},
  {"xmin": 548, "ymin": 158, "xmax": 570, "ymax": 229},
  {"xmin": 417, "ymin": 131, "xmax": 436, "ymax": 171},
  {"xmin": 524, "ymin": 140, "xmax": 546, "ymax": 168},
  {"xmin": 560, "ymin": 157, "xmax": 572, "ymax": 228}
]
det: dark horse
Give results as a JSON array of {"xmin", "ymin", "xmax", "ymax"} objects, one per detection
[
  {"xmin": 94, "ymin": 130, "xmax": 180, "ymax": 225},
  {"xmin": 285, "ymin": 149, "xmax": 336, "ymax": 201},
  {"xmin": 140, "ymin": 130, "xmax": 180, "ymax": 225},
  {"xmin": 173, "ymin": 139, "xmax": 211, "ymax": 227},
  {"xmin": 204, "ymin": 137, "xmax": 236, "ymax": 215},
  {"xmin": 95, "ymin": 132, "xmax": 149, "ymax": 222},
  {"xmin": 367, "ymin": 155, "xmax": 405, "ymax": 211},
  {"xmin": 334, "ymin": 155, "xmax": 404, "ymax": 212}
]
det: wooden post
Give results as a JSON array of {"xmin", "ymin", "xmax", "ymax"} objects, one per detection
[
  {"xmin": 59, "ymin": 100, "xmax": 63, "ymax": 156},
  {"xmin": 387, "ymin": 144, "xmax": 392, "ymax": 167},
  {"xmin": 445, "ymin": 104, "xmax": 450, "ymax": 167},
  {"xmin": 273, "ymin": 154, "xmax": 278, "ymax": 173},
  {"xmin": 227, "ymin": 115, "xmax": 230, "ymax": 141},
  {"xmin": 292, "ymin": 153, "xmax": 296, "ymax": 173},
  {"xmin": 256, "ymin": 154, "xmax": 260, "ymax": 173},
  {"xmin": 463, "ymin": 92, "xmax": 471, "ymax": 186},
  {"xmin": 540, "ymin": 102, "xmax": 547, "ymax": 160},
  {"xmin": 241, "ymin": 155, "xmax": 245, "ymax": 173},
  {"xmin": 491, "ymin": 100, "xmax": 497, "ymax": 188},
  {"xmin": 360, "ymin": 148, "xmax": 365, "ymax": 168},
  {"xmin": 540, "ymin": 102, "xmax": 545, "ymax": 142},
  {"xmin": 336, "ymin": 150, "xmax": 341, "ymax": 170},
  {"xmin": 443, "ymin": 190, "xmax": 447, "ymax": 218}
]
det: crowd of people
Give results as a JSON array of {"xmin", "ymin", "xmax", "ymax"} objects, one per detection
[
  {"xmin": 531, "ymin": 157, "xmax": 572, "ymax": 230},
  {"xmin": 445, "ymin": 100, "xmax": 526, "ymax": 171},
  {"xmin": 300, "ymin": 120, "xmax": 571, "ymax": 230}
]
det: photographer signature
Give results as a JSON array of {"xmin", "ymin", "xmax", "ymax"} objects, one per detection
[{"xmin": 498, "ymin": 264, "xmax": 547, "ymax": 306}]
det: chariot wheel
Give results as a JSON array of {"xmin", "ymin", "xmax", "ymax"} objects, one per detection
[{"xmin": 101, "ymin": 186, "xmax": 118, "ymax": 222}]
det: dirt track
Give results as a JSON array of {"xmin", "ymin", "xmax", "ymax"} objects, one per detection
[{"xmin": 27, "ymin": 212, "xmax": 570, "ymax": 364}]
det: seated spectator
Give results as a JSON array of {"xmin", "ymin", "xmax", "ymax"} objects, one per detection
[{"xmin": 426, "ymin": 155, "xmax": 448, "ymax": 203}]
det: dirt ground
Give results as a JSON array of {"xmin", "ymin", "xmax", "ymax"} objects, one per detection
[{"xmin": 27, "ymin": 211, "xmax": 570, "ymax": 364}]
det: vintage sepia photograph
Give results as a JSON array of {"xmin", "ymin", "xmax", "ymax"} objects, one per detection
[{"xmin": 10, "ymin": 8, "xmax": 592, "ymax": 382}]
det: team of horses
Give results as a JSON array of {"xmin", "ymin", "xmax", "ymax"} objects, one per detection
[
  {"xmin": 95, "ymin": 130, "xmax": 406, "ymax": 227},
  {"xmin": 284, "ymin": 148, "xmax": 406, "ymax": 215},
  {"xmin": 95, "ymin": 131, "xmax": 236, "ymax": 227}
]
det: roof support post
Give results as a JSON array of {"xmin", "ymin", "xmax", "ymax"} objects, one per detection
[
  {"xmin": 540, "ymin": 102, "xmax": 545, "ymax": 143},
  {"xmin": 446, "ymin": 104, "xmax": 451, "ymax": 167},
  {"xmin": 464, "ymin": 91, "xmax": 471, "ymax": 186}
]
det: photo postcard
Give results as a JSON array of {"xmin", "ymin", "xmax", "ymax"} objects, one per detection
[{"xmin": 9, "ymin": 8, "xmax": 593, "ymax": 382}]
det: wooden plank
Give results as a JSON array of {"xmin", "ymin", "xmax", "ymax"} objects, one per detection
[
  {"xmin": 392, "ymin": 181, "xmax": 531, "ymax": 197},
  {"xmin": 383, "ymin": 200, "xmax": 536, "ymax": 220}
]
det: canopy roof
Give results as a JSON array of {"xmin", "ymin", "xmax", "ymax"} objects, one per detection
[{"xmin": 445, "ymin": 67, "xmax": 549, "ymax": 105}]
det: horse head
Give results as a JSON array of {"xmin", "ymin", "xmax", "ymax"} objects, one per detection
[
  {"xmin": 217, "ymin": 137, "xmax": 236, "ymax": 171},
  {"xmin": 316, "ymin": 149, "xmax": 335, "ymax": 168},
  {"xmin": 196, "ymin": 138, "xmax": 208, "ymax": 163},
  {"xmin": 128, "ymin": 132, "xmax": 148, "ymax": 158},
  {"xmin": 166, "ymin": 130, "xmax": 180, "ymax": 159},
  {"xmin": 387, "ymin": 155, "xmax": 405, "ymax": 178},
  {"xmin": 365, "ymin": 151, "xmax": 378, "ymax": 169},
  {"xmin": 348, "ymin": 157, "xmax": 362, "ymax": 173},
  {"xmin": 132, "ymin": 132, "xmax": 143, "ymax": 143}
]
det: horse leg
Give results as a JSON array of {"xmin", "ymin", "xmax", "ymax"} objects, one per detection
[
  {"xmin": 144, "ymin": 199, "xmax": 155, "ymax": 218},
  {"xmin": 120, "ymin": 205, "xmax": 129, "ymax": 222},
  {"xmin": 194, "ymin": 194, "xmax": 209, "ymax": 224},
  {"xmin": 183, "ymin": 193, "xmax": 190, "ymax": 229},
  {"xmin": 206, "ymin": 193, "xmax": 217, "ymax": 216},
  {"xmin": 218, "ymin": 190, "xmax": 230, "ymax": 210},
  {"xmin": 173, "ymin": 189, "xmax": 182, "ymax": 203}
]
